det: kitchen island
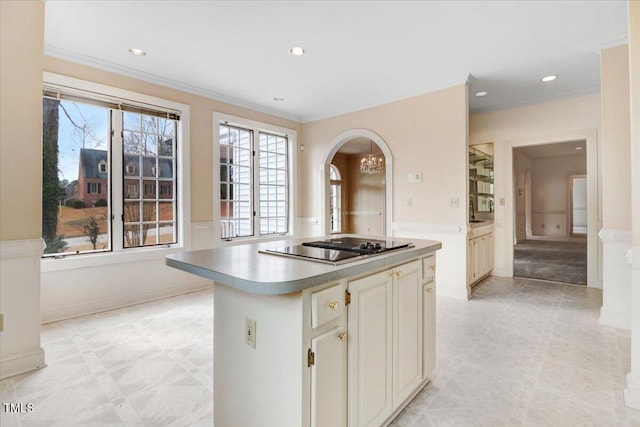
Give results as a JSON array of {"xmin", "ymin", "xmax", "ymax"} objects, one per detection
[{"xmin": 166, "ymin": 235, "xmax": 441, "ymax": 427}]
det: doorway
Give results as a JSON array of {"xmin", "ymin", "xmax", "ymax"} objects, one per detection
[
  {"xmin": 512, "ymin": 141, "xmax": 588, "ymax": 285},
  {"xmin": 321, "ymin": 129, "xmax": 393, "ymax": 236}
]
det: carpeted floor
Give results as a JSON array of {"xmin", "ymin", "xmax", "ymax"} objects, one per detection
[{"xmin": 514, "ymin": 238, "xmax": 587, "ymax": 285}]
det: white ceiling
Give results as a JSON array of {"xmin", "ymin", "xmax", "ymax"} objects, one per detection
[{"xmin": 44, "ymin": 1, "xmax": 628, "ymax": 123}]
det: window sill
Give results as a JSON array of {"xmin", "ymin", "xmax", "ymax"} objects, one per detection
[
  {"xmin": 41, "ymin": 245, "xmax": 185, "ymax": 273},
  {"xmin": 218, "ymin": 234, "xmax": 291, "ymax": 247}
]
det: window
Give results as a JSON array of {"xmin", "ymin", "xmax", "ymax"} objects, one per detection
[
  {"xmin": 329, "ymin": 164, "xmax": 342, "ymax": 233},
  {"xmin": 216, "ymin": 114, "xmax": 295, "ymax": 240},
  {"xmin": 88, "ymin": 182, "xmax": 102, "ymax": 194},
  {"xmin": 42, "ymin": 75, "xmax": 185, "ymax": 257}
]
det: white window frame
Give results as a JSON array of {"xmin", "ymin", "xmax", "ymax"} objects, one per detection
[
  {"xmin": 329, "ymin": 164, "xmax": 342, "ymax": 233},
  {"xmin": 213, "ymin": 112, "xmax": 296, "ymax": 244},
  {"xmin": 41, "ymin": 73, "xmax": 191, "ymax": 272}
]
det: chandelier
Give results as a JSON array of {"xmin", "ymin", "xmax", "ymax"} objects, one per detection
[{"xmin": 360, "ymin": 140, "xmax": 384, "ymax": 174}]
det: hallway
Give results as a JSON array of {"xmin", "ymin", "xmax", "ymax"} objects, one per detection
[{"xmin": 514, "ymin": 238, "xmax": 588, "ymax": 285}]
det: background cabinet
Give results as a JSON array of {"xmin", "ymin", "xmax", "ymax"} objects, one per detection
[
  {"xmin": 469, "ymin": 146, "xmax": 494, "ymax": 215},
  {"xmin": 468, "ymin": 230, "xmax": 494, "ymax": 285}
]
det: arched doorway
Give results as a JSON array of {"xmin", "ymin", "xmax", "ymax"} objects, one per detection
[{"xmin": 320, "ymin": 129, "xmax": 393, "ymax": 236}]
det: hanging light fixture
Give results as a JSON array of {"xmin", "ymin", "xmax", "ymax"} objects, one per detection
[{"xmin": 360, "ymin": 140, "xmax": 384, "ymax": 174}]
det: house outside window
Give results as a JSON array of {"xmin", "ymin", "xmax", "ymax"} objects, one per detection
[
  {"xmin": 215, "ymin": 114, "xmax": 296, "ymax": 241},
  {"xmin": 42, "ymin": 74, "xmax": 186, "ymax": 256}
]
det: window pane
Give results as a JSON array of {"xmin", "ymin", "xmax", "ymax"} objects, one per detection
[
  {"xmin": 258, "ymin": 132, "xmax": 288, "ymax": 235},
  {"xmin": 123, "ymin": 111, "xmax": 178, "ymax": 248},
  {"xmin": 219, "ymin": 124, "xmax": 253, "ymax": 238},
  {"xmin": 42, "ymin": 98, "xmax": 111, "ymax": 255}
]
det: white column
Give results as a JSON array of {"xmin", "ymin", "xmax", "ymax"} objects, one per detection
[{"xmin": 625, "ymin": 0, "xmax": 640, "ymax": 411}]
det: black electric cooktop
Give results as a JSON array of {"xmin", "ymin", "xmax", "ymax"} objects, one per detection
[{"xmin": 261, "ymin": 237, "xmax": 413, "ymax": 265}]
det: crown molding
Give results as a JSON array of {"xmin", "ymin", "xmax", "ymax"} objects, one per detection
[
  {"xmin": 44, "ymin": 45, "xmax": 303, "ymax": 123},
  {"xmin": 300, "ymin": 74, "xmax": 470, "ymax": 123},
  {"xmin": 470, "ymin": 86, "xmax": 601, "ymax": 116}
]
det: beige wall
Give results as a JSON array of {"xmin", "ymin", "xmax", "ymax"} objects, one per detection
[
  {"xmin": 0, "ymin": 0, "xmax": 46, "ymax": 379},
  {"xmin": 601, "ymin": 44, "xmax": 631, "ymax": 230},
  {"xmin": 530, "ymin": 154, "xmax": 587, "ymax": 237},
  {"xmin": 330, "ymin": 153, "xmax": 351, "ymax": 232},
  {"xmin": 346, "ymin": 154, "xmax": 385, "ymax": 235},
  {"xmin": 1, "ymin": 1, "xmax": 45, "ymax": 241},
  {"xmin": 302, "ymin": 84, "xmax": 468, "ymax": 226},
  {"xmin": 469, "ymin": 94, "xmax": 601, "ymax": 279},
  {"xmin": 43, "ymin": 56, "xmax": 302, "ymax": 225}
]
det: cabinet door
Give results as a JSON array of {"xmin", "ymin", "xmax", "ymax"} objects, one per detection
[
  {"xmin": 423, "ymin": 269, "xmax": 436, "ymax": 379},
  {"xmin": 310, "ymin": 326, "xmax": 347, "ymax": 427},
  {"xmin": 348, "ymin": 270, "xmax": 393, "ymax": 427},
  {"xmin": 392, "ymin": 260, "xmax": 423, "ymax": 406}
]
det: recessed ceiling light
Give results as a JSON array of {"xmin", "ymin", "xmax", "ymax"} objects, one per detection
[
  {"xmin": 273, "ymin": 97, "xmax": 285, "ymax": 102},
  {"xmin": 475, "ymin": 91, "xmax": 488, "ymax": 97},
  {"xmin": 576, "ymin": 146, "xmax": 583, "ymax": 150},
  {"xmin": 129, "ymin": 48, "xmax": 146, "ymax": 56},
  {"xmin": 541, "ymin": 75, "xmax": 557, "ymax": 82},
  {"xmin": 289, "ymin": 46, "xmax": 305, "ymax": 56}
]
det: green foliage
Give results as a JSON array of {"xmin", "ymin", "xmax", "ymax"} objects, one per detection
[
  {"xmin": 44, "ymin": 235, "xmax": 67, "ymax": 254},
  {"xmin": 42, "ymin": 98, "xmax": 60, "ymax": 244},
  {"xmin": 95, "ymin": 198, "xmax": 108, "ymax": 207},
  {"xmin": 83, "ymin": 216, "xmax": 101, "ymax": 250},
  {"xmin": 65, "ymin": 199, "xmax": 86, "ymax": 209}
]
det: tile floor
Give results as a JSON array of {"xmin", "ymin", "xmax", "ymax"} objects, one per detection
[
  {"xmin": 0, "ymin": 289, "xmax": 214, "ymax": 427},
  {"xmin": 391, "ymin": 276, "xmax": 640, "ymax": 426},
  {"xmin": 2, "ymin": 277, "xmax": 639, "ymax": 426}
]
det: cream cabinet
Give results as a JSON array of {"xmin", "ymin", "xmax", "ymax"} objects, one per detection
[
  {"xmin": 468, "ymin": 227, "xmax": 494, "ymax": 285},
  {"xmin": 209, "ymin": 252, "xmax": 438, "ymax": 427},
  {"xmin": 309, "ymin": 283, "xmax": 348, "ymax": 427},
  {"xmin": 422, "ymin": 255, "xmax": 436, "ymax": 378},
  {"xmin": 347, "ymin": 259, "xmax": 428, "ymax": 427}
]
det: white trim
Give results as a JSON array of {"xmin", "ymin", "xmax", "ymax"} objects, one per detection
[
  {"xmin": 41, "ymin": 280, "xmax": 212, "ymax": 324},
  {"xmin": 599, "ymin": 229, "xmax": 633, "ymax": 243},
  {"xmin": 392, "ymin": 222, "xmax": 465, "ymax": 235},
  {"xmin": 212, "ymin": 112, "xmax": 297, "ymax": 243},
  {"xmin": 345, "ymin": 211, "xmax": 383, "ymax": 216},
  {"xmin": 625, "ymin": 373, "xmax": 640, "ymax": 410},
  {"xmin": 503, "ymin": 129, "xmax": 600, "ymax": 287},
  {"xmin": 0, "ymin": 347, "xmax": 46, "ymax": 381},
  {"xmin": 41, "ymin": 246, "xmax": 185, "ymax": 272},
  {"xmin": 320, "ymin": 129, "xmax": 393, "ymax": 236},
  {"xmin": 45, "ymin": 45, "xmax": 302, "ymax": 122},
  {"xmin": 599, "ymin": 307, "xmax": 632, "ymax": 330},
  {"xmin": 471, "ymin": 87, "xmax": 601, "ymax": 115},
  {"xmin": 1, "ymin": 239, "xmax": 45, "ymax": 259},
  {"xmin": 302, "ymin": 74, "xmax": 470, "ymax": 122},
  {"xmin": 40, "ymin": 73, "xmax": 192, "ymax": 268}
]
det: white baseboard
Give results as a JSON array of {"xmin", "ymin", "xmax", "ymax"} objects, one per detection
[
  {"xmin": 0, "ymin": 347, "xmax": 45, "ymax": 380},
  {"xmin": 41, "ymin": 280, "xmax": 213, "ymax": 323},
  {"xmin": 625, "ymin": 373, "xmax": 640, "ymax": 410},
  {"xmin": 599, "ymin": 307, "xmax": 631, "ymax": 330}
]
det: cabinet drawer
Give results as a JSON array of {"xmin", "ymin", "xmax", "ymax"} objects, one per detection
[
  {"xmin": 311, "ymin": 284, "xmax": 344, "ymax": 329},
  {"xmin": 422, "ymin": 255, "xmax": 435, "ymax": 283}
]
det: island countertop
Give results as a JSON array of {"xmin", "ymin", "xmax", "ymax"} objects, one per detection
[{"xmin": 166, "ymin": 235, "xmax": 442, "ymax": 295}]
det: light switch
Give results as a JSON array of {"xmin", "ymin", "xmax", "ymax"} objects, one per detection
[{"xmin": 408, "ymin": 173, "xmax": 422, "ymax": 183}]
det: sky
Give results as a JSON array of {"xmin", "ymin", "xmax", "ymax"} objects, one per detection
[{"xmin": 57, "ymin": 100, "xmax": 109, "ymax": 183}]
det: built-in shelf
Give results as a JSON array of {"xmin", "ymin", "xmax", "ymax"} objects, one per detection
[{"xmin": 469, "ymin": 146, "xmax": 494, "ymax": 214}]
